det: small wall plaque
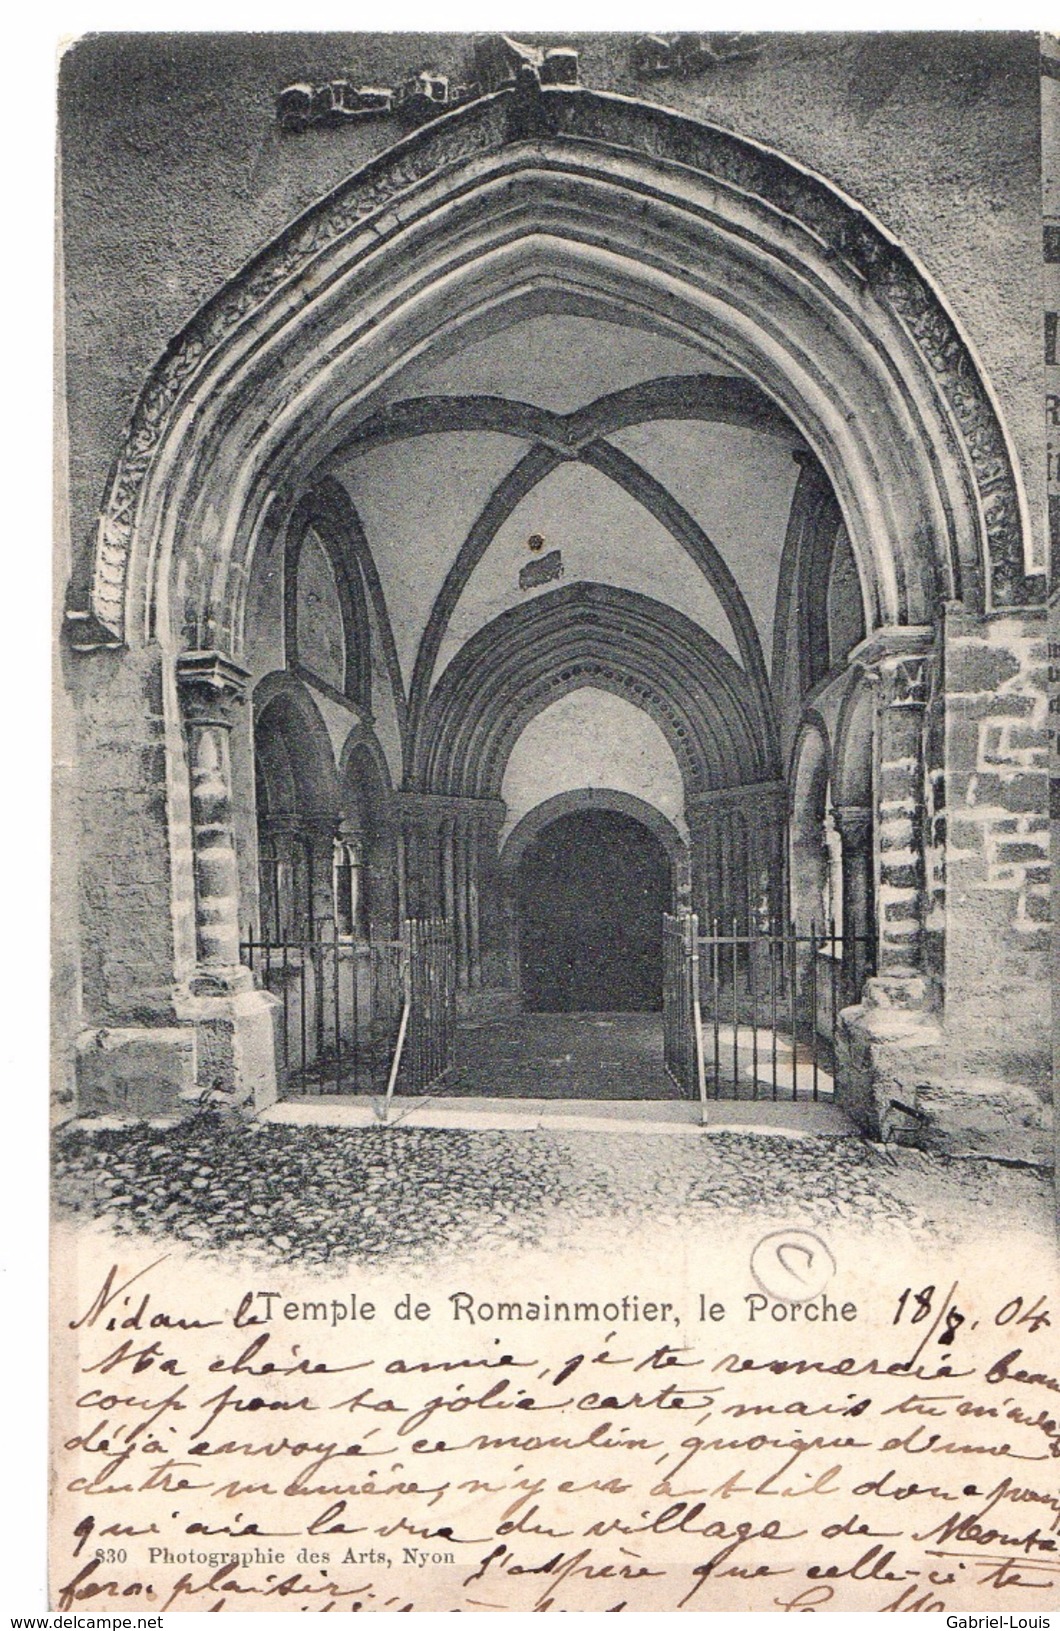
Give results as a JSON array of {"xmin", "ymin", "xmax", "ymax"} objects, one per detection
[{"xmin": 519, "ymin": 550, "xmax": 564, "ymax": 590}]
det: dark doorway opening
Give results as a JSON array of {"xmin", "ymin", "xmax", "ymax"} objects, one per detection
[{"xmin": 517, "ymin": 809, "xmax": 671, "ymax": 1012}]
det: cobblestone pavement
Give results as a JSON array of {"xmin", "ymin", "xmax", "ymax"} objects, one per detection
[{"xmin": 52, "ymin": 1109, "xmax": 1055, "ymax": 1269}]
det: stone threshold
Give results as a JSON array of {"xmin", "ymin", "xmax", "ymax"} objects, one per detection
[{"xmin": 262, "ymin": 1096, "xmax": 860, "ymax": 1137}]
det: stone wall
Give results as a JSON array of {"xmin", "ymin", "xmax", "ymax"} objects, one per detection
[
  {"xmin": 835, "ymin": 606, "xmax": 1051, "ymax": 1166},
  {"xmin": 71, "ymin": 646, "xmax": 180, "ymax": 1028},
  {"xmin": 943, "ymin": 607, "xmax": 1051, "ymax": 1090}
]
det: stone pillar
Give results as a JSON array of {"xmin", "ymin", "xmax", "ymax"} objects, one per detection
[
  {"xmin": 833, "ymin": 804, "xmax": 873, "ymax": 1001},
  {"xmin": 336, "ymin": 818, "xmax": 364, "ymax": 938},
  {"xmin": 306, "ymin": 817, "xmax": 338, "ymax": 936},
  {"xmin": 688, "ymin": 782, "xmax": 788, "ymax": 933},
  {"xmin": 175, "ymin": 650, "xmax": 280, "ymax": 1111},
  {"xmin": 393, "ymin": 793, "xmax": 504, "ymax": 996},
  {"xmin": 395, "ymin": 827, "xmax": 407, "ymax": 925},
  {"xmin": 847, "ymin": 626, "xmax": 936, "ymax": 1011},
  {"xmin": 176, "ymin": 652, "xmax": 252, "ymax": 989},
  {"xmin": 709, "ymin": 816, "xmax": 724, "ymax": 931},
  {"xmin": 442, "ymin": 818, "xmax": 456, "ymax": 929},
  {"xmin": 876, "ymin": 653, "xmax": 930, "ymax": 988}
]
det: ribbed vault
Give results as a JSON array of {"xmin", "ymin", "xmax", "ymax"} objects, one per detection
[{"xmin": 338, "ymin": 377, "xmax": 785, "ymax": 760}]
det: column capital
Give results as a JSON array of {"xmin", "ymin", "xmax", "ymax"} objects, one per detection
[
  {"xmin": 176, "ymin": 650, "xmax": 250, "ymax": 724},
  {"xmin": 849, "ymin": 629, "xmax": 934, "ymax": 709},
  {"xmin": 831, "ymin": 804, "xmax": 872, "ymax": 845},
  {"xmin": 687, "ymin": 780, "xmax": 787, "ymax": 824},
  {"xmin": 396, "ymin": 791, "xmax": 506, "ymax": 831}
]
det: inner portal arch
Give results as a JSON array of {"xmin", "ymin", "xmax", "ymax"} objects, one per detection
[{"xmin": 499, "ymin": 688, "xmax": 687, "ymax": 845}]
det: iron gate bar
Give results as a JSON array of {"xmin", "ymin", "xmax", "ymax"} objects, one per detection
[
  {"xmin": 787, "ymin": 919, "xmax": 797, "ymax": 1101},
  {"xmin": 662, "ymin": 911, "xmax": 873, "ymax": 1104},
  {"xmin": 731, "ymin": 918, "xmax": 738, "ymax": 1095},
  {"xmin": 768, "ymin": 930, "xmax": 777, "ymax": 1100},
  {"xmin": 809, "ymin": 920, "xmax": 819, "ymax": 1101},
  {"xmin": 711, "ymin": 917, "xmax": 720, "ymax": 1096},
  {"xmin": 240, "ymin": 917, "xmax": 451, "ymax": 1099}
]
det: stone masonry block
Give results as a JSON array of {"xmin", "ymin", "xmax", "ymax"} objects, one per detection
[
  {"xmin": 880, "ymin": 863, "xmax": 920, "ymax": 889},
  {"xmin": 995, "ymin": 840, "xmax": 1048, "ymax": 864},
  {"xmin": 1006, "ymin": 723, "xmax": 1050, "ymax": 753},
  {"xmin": 77, "ymin": 1026, "xmax": 196, "ymax": 1116},
  {"xmin": 882, "ymin": 717, "xmax": 922, "ymax": 759},
  {"xmin": 948, "ymin": 644, "xmax": 1022, "ymax": 691},
  {"xmin": 878, "ymin": 767, "xmax": 918, "ymax": 803},
  {"xmin": 968, "ymin": 772, "xmax": 1047, "ymax": 813},
  {"xmin": 950, "ymin": 693, "xmax": 1037, "ymax": 720},
  {"xmin": 980, "ymin": 721, "xmax": 1048, "ymax": 770},
  {"xmin": 914, "ymin": 1077, "xmax": 1052, "ymax": 1164}
]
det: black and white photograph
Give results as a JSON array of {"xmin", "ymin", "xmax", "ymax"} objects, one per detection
[{"xmin": 41, "ymin": 25, "xmax": 1060, "ymax": 1614}]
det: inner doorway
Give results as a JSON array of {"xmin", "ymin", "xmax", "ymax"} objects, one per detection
[{"xmin": 517, "ymin": 810, "xmax": 671, "ymax": 1012}]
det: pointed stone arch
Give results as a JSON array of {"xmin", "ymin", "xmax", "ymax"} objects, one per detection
[
  {"xmin": 68, "ymin": 80, "xmax": 1037, "ymax": 666},
  {"xmin": 415, "ymin": 581, "xmax": 775, "ymax": 800}
]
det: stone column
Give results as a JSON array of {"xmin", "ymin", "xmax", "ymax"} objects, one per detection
[
  {"xmin": 718, "ymin": 808, "xmax": 733, "ymax": 928},
  {"xmin": 832, "ymin": 804, "xmax": 873, "ymax": 1001},
  {"xmin": 176, "ymin": 651, "xmax": 252, "ymax": 991},
  {"xmin": 396, "ymin": 827, "xmax": 408, "ymax": 925},
  {"xmin": 406, "ymin": 822, "xmax": 422, "ymax": 919},
  {"xmin": 851, "ymin": 626, "xmax": 936, "ymax": 1010},
  {"xmin": 306, "ymin": 817, "xmax": 338, "ymax": 937},
  {"xmin": 174, "ymin": 650, "xmax": 281, "ymax": 1112},
  {"xmin": 442, "ymin": 818, "xmax": 456, "ymax": 929},
  {"xmin": 876, "ymin": 659, "xmax": 929, "ymax": 977},
  {"xmin": 708, "ymin": 816, "xmax": 723, "ymax": 932},
  {"xmin": 337, "ymin": 818, "xmax": 364, "ymax": 937}
]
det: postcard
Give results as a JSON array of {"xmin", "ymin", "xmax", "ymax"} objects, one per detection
[{"xmin": 51, "ymin": 29, "xmax": 1059, "ymax": 1612}]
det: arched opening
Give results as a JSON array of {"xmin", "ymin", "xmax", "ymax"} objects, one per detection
[
  {"xmin": 517, "ymin": 809, "xmax": 670, "ymax": 1013},
  {"xmin": 338, "ymin": 736, "xmax": 395, "ymax": 941},
  {"xmin": 252, "ymin": 679, "xmax": 339, "ymax": 943},
  {"xmin": 64, "ymin": 73, "xmax": 1048, "ymax": 1135}
]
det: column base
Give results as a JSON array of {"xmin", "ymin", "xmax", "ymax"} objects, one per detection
[
  {"xmin": 860, "ymin": 972, "xmax": 940, "ymax": 1013},
  {"xmin": 836, "ymin": 1001, "xmax": 1051, "ymax": 1165},
  {"xmin": 75, "ymin": 988, "xmax": 282, "ymax": 1121},
  {"xmin": 175, "ymin": 985, "xmax": 283, "ymax": 1113}
]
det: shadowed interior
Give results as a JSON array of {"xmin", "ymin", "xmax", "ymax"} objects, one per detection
[{"xmin": 517, "ymin": 810, "xmax": 671, "ymax": 1013}]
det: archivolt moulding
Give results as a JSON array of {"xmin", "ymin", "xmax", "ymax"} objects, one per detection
[
  {"xmin": 66, "ymin": 80, "xmax": 1038, "ymax": 659},
  {"xmin": 499, "ymin": 788, "xmax": 687, "ymax": 876}
]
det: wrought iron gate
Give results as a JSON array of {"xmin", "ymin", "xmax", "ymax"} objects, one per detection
[
  {"xmin": 664, "ymin": 912, "xmax": 872, "ymax": 1105},
  {"xmin": 241, "ymin": 915, "xmax": 455, "ymax": 1097},
  {"xmin": 663, "ymin": 911, "xmax": 707, "ymax": 1103}
]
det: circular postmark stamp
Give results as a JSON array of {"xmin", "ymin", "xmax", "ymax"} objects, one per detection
[{"xmin": 750, "ymin": 1229, "xmax": 836, "ymax": 1303}]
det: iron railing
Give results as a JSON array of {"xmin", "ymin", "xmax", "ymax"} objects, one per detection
[
  {"xmin": 240, "ymin": 916, "xmax": 455, "ymax": 1097},
  {"xmin": 664, "ymin": 912, "xmax": 873, "ymax": 1104}
]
